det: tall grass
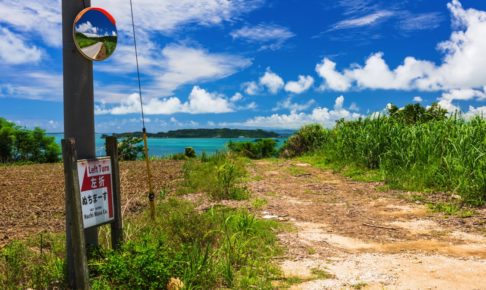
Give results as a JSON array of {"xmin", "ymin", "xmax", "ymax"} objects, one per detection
[
  {"xmin": 288, "ymin": 116, "xmax": 486, "ymax": 205},
  {"xmin": 0, "ymin": 199, "xmax": 281, "ymax": 289}
]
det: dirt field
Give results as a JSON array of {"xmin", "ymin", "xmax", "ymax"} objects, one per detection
[
  {"xmin": 0, "ymin": 160, "xmax": 183, "ymax": 246},
  {"xmin": 1, "ymin": 159, "xmax": 486, "ymax": 289},
  {"xmin": 247, "ymin": 160, "xmax": 486, "ymax": 289}
]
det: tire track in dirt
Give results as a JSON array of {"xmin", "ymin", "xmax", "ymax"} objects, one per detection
[{"xmin": 248, "ymin": 160, "xmax": 486, "ymax": 289}]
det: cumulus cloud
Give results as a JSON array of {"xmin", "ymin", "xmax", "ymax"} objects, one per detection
[
  {"xmin": 96, "ymin": 86, "xmax": 234, "ymax": 115},
  {"xmin": 413, "ymin": 96, "xmax": 423, "ymax": 102},
  {"xmin": 0, "ymin": 27, "xmax": 42, "ymax": 64},
  {"xmin": 239, "ymin": 96, "xmax": 362, "ymax": 129},
  {"xmin": 315, "ymin": 59, "xmax": 352, "ymax": 91},
  {"xmin": 231, "ymin": 23, "xmax": 294, "ymax": 50},
  {"xmin": 242, "ymin": 82, "xmax": 259, "ymax": 96},
  {"xmin": 317, "ymin": 1, "xmax": 486, "ymax": 92},
  {"xmin": 284, "ymin": 75, "xmax": 314, "ymax": 94},
  {"xmin": 259, "ymin": 68, "xmax": 285, "ymax": 94}
]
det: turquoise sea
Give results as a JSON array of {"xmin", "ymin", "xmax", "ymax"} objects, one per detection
[{"xmin": 49, "ymin": 134, "xmax": 287, "ymax": 157}]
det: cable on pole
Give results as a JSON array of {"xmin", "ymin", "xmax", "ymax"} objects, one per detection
[{"xmin": 129, "ymin": 0, "xmax": 155, "ymax": 220}]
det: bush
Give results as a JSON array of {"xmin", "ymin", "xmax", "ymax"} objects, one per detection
[
  {"xmin": 118, "ymin": 136, "xmax": 144, "ymax": 161},
  {"xmin": 280, "ymin": 124, "xmax": 327, "ymax": 158},
  {"xmin": 228, "ymin": 138, "xmax": 277, "ymax": 159},
  {"xmin": 91, "ymin": 198, "xmax": 280, "ymax": 289},
  {"xmin": 0, "ymin": 118, "xmax": 60, "ymax": 163},
  {"xmin": 184, "ymin": 147, "xmax": 196, "ymax": 158},
  {"xmin": 181, "ymin": 152, "xmax": 249, "ymax": 200}
]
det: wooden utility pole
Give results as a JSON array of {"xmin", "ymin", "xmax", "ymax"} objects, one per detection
[
  {"xmin": 62, "ymin": 0, "xmax": 98, "ymax": 251},
  {"xmin": 62, "ymin": 139, "xmax": 89, "ymax": 289},
  {"xmin": 105, "ymin": 137, "xmax": 123, "ymax": 250}
]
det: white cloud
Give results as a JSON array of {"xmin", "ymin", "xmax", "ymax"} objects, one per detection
[
  {"xmin": 463, "ymin": 106, "xmax": 486, "ymax": 119},
  {"xmin": 330, "ymin": 10, "xmax": 394, "ymax": 31},
  {"xmin": 152, "ymin": 45, "xmax": 251, "ymax": 97},
  {"xmin": 75, "ymin": 21, "xmax": 99, "ymax": 38},
  {"xmin": 0, "ymin": 0, "xmax": 62, "ymax": 46},
  {"xmin": 96, "ymin": 86, "xmax": 234, "ymax": 115},
  {"xmin": 316, "ymin": 1, "xmax": 486, "ymax": 92},
  {"xmin": 398, "ymin": 12, "xmax": 443, "ymax": 32},
  {"xmin": 316, "ymin": 58, "xmax": 352, "ymax": 91},
  {"xmin": 98, "ymin": 0, "xmax": 263, "ymax": 35},
  {"xmin": 0, "ymin": 27, "xmax": 42, "ymax": 64},
  {"xmin": 413, "ymin": 96, "xmax": 423, "ymax": 102},
  {"xmin": 240, "ymin": 95, "xmax": 361, "ymax": 129},
  {"xmin": 437, "ymin": 87, "xmax": 486, "ymax": 113},
  {"xmin": 349, "ymin": 102, "xmax": 360, "ymax": 111},
  {"xmin": 259, "ymin": 68, "xmax": 284, "ymax": 94},
  {"xmin": 243, "ymin": 81, "xmax": 260, "ymax": 96},
  {"xmin": 230, "ymin": 93, "xmax": 244, "ymax": 102},
  {"xmin": 273, "ymin": 97, "xmax": 315, "ymax": 113},
  {"xmin": 231, "ymin": 23, "xmax": 294, "ymax": 50},
  {"xmin": 284, "ymin": 75, "xmax": 314, "ymax": 94}
]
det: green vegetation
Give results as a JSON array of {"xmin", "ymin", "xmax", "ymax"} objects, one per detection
[
  {"xmin": 106, "ymin": 128, "xmax": 281, "ymax": 139},
  {"xmin": 75, "ymin": 33, "xmax": 117, "ymax": 57},
  {"xmin": 287, "ymin": 103, "xmax": 486, "ymax": 206},
  {"xmin": 180, "ymin": 152, "xmax": 249, "ymax": 200},
  {"xmin": 0, "ymin": 233, "xmax": 65, "ymax": 289},
  {"xmin": 1, "ymin": 199, "xmax": 281, "ymax": 289},
  {"xmin": 117, "ymin": 136, "xmax": 144, "ymax": 161},
  {"xmin": 74, "ymin": 32, "xmax": 98, "ymax": 48},
  {"xmin": 280, "ymin": 124, "xmax": 328, "ymax": 158},
  {"xmin": 0, "ymin": 117, "xmax": 60, "ymax": 163},
  {"xmin": 228, "ymin": 138, "xmax": 278, "ymax": 159}
]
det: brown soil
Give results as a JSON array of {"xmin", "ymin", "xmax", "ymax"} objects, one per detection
[
  {"xmin": 0, "ymin": 160, "xmax": 183, "ymax": 247},
  {"xmin": 247, "ymin": 160, "xmax": 486, "ymax": 290}
]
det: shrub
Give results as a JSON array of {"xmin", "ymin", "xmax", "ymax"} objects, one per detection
[
  {"xmin": 280, "ymin": 124, "xmax": 327, "ymax": 158},
  {"xmin": 228, "ymin": 138, "xmax": 277, "ymax": 159},
  {"xmin": 118, "ymin": 136, "xmax": 144, "ymax": 161},
  {"xmin": 184, "ymin": 147, "xmax": 196, "ymax": 158}
]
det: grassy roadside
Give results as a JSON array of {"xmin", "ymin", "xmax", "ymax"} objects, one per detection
[{"xmin": 0, "ymin": 153, "xmax": 283, "ymax": 289}]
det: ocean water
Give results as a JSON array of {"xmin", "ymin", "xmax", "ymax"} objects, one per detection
[{"xmin": 49, "ymin": 134, "xmax": 287, "ymax": 157}]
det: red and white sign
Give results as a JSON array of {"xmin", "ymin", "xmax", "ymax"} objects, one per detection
[{"xmin": 77, "ymin": 157, "xmax": 115, "ymax": 229}]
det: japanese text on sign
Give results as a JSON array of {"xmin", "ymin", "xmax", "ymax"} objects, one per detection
[{"xmin": 77, "ymin": 157, "xmax": 114, "ymax": 229}]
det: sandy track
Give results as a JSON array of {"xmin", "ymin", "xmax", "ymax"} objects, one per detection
[
  {"xmin": 248, "ymin": 160, "xmax": 486, "ymax": 289},
  {"xmin": 0, "ymin": 160, "xmax": 183, "ymax": 246}
]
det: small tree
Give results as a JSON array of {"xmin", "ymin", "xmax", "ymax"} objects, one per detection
[{"xmin": 118, "ymin": 136, "xmax": 144, "ymax": 161}]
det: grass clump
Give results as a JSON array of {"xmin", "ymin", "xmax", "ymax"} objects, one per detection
[
  {"xmin": 180, "ymin": 152, "xmax": 249, "ymax": 200},
  {"xmin": 228, "ymin": 138, "xmax": 278, "ymax": 159},
  {"xmin": 1, "ymin": 199, "xmax": 282, "ymax": 289},
  {"xmin": 0, "ymin": 233, "xmax": 65, "ymax": 289},
  {"xmin": 287, "ymin": 103, "xmax": 486, "ymax": 206},
  {"xmin": 92, "ymin": 198, "xmax": 281, "ymax": 289}
]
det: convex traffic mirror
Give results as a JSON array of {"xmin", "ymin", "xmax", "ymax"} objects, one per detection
[{"xmin": 73, "ymin": 7, "xmax": 117, "ymax": 61}]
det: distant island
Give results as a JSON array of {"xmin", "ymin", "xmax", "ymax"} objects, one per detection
[{"xmin": 102, "ymin": 128, "xmax": 283, "ymax": 139}]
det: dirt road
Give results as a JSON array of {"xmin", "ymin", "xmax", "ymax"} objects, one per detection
[{"xmin": 248, "ymin": 160, "xmax": 486, "ymax": 289}]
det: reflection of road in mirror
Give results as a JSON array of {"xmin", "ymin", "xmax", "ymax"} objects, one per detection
[{"xmin": 81, "ymin": 42, "xmax": 104, "ymax": 60}]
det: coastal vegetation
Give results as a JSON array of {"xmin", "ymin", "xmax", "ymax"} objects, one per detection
[
  {"xmin": 106, "ymin": 128, "xmax": 281, "ymax": 139},
  {"xmin": 0, "ymin": 118, "xmax": 60, "ymax": 163},
  {"xmin": 281, "ymin": 103, "xmax": 485, "ymax": 206}
]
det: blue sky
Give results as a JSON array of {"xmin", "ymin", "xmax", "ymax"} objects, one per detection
[{"xmin": 1, "ymin": 0, "xmax": 486, "ymax": 132}]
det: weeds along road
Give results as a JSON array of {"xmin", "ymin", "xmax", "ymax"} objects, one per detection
[
  {"xmin": 247, "ymin": 160, "xmax": 486, "ymax": 290},
  {"xmin": 1, "ymin": 159, "xmax": 485, "ymax": 289}
]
